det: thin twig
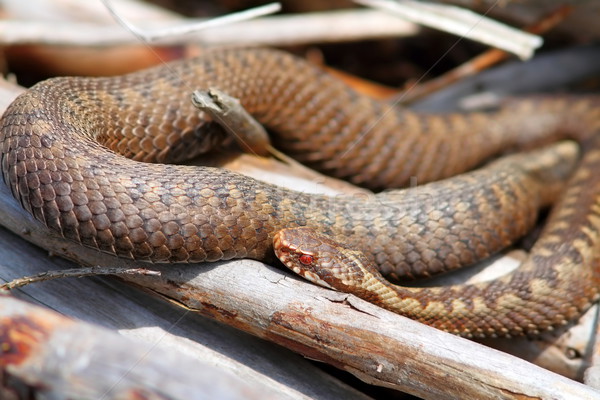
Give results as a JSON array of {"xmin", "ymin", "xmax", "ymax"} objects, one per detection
[
  {"xmin": 354, "ymin": 0, "xmax": 543, "ymax": 59},
  {"xmin": 1, "ymin": 266, "xmax": 161, "ymax": 290},
  {"xmin": 192, "ymin": 89, "xmax": 271, "ymax": 156},
  {"xmin": 101, "ymin": 0, "xmax": 281, "ymax": 42},
  {"xmin": 398, "ymin": 5, "xmax": 573, "ymax": 105},
  {"xmin": 191, "ymin": 89, "xmax": 340, "ymax": 176}
]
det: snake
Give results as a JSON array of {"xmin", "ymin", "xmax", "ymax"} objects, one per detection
[{"xmin": 2, "ymin": 47, "xmax": 600, "ymax": 337}]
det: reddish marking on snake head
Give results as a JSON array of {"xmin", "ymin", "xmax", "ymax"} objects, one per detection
[{"xmin": 299, "ymin": 254, "xmax": 314, "ymax": 265}]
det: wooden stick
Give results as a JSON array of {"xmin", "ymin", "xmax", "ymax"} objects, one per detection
[
  {"xmin": 0, "ymin": 223, "xmax": 367, "ymax": 400},
  {"xmin": 0, "ymin": 266, "xmax": 160, "ymax": 290},
  {"xmin": 0, "ymin": 295, "xmax": 284, "ymax": 400},
  {"xmin": 354, "ymin": 0, "xmax": 542, "ymax": 59},
  {"xmin": 398, "ymin": 5, "xmax": 573, "ymax": 105},
  {"xmin": 0, "ymin": 10, "xmax": 418, "ymax": 47},
  {"xmin": 101, "ymin": 0, "xmax": 282, "ymax": 42}
]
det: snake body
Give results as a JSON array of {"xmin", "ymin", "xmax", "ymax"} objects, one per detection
[{"xmin": 2, "ymin": 47, "xmax": 600, "ymax": 337}]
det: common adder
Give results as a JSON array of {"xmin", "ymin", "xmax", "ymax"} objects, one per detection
[{"xmin": 2, "ymin": 47, "xmax": 600, "ymax": 337}]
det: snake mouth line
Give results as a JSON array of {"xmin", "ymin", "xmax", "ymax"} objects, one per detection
[{"xmin": 295, "ymin": 268, "xmax": 335, "ymax": 290}]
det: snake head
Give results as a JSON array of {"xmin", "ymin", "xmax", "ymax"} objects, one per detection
[
  {"xmin": 273, "ymin": 227, "xmax": 372, "ymax": 292},
  {"xmin": 273, "ymin": 227, "xmax": 335, "ymax": 289}
]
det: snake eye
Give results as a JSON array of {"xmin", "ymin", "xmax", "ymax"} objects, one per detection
[{"xmin": 299, "ymin": 254, "xmax": 314, "ymax": 265}]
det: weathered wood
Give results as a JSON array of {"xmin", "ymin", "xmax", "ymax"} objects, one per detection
[
  {"xmin": 122, "ymin": 261, "xmax": 600, "ymax": 399},
  {"xmin": 438, "ymin": 0, "xmax": 600, "ymax": 41},
  {"xmin": 0, "ymin": 216, "xmax": 370, "ymax": 400},
  {"xmin": 0, "ymin": 295, "xmax": 283, "ymax": 400},
  {"xmin": 0, "ymin": 4, "xmax": 418, "ymax": 47}
]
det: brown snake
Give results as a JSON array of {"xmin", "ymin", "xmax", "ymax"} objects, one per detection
[{"xmin": 2, "ymin": 47, "xmax": 600, "ymax": 337}]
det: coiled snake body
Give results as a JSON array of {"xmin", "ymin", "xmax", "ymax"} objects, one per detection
[{"xmin": 2, "ymin": 47, "xmax": 600, "ymax": 337}]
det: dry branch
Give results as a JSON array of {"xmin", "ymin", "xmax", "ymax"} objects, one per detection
[
  {"xmin": 0, "ymin": 266, "xmax": 160, "ymax": 290},
  {"xmin": 102, "ymin": 0, "xmax": 282, "ymax": 42},
  {"xmin": 0, "ymin": 10, "xmax": 418, "ymax": 47},
  {"xmin": 0, "ymin": 230, "xmax": 368, "ymax": 400},
  {"xmin": 398, "ymin": 4, "xmax": 572, "ymax": 104},
  {"xmin": 355, "ymin": 0, "xmax": 542, "ymax": 59},
  {"xmin": 437, "ymin": 0, "xmax": 600, "ymax": 41},
  {"xmin": 0, "ymin": 295, "xmax": 281, "ymax": 400}
]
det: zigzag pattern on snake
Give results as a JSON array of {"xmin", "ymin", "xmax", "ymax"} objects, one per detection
[{"xmin": 2, "ymin": 47, "xmax": 600, "ymax": 337}]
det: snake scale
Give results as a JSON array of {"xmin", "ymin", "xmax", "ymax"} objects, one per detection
[{"xmin": 2, "ymin": 47, "xmax": 600, "ymax": 337}]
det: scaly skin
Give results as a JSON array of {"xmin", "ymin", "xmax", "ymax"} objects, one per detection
[
  {"xmin": 0, "ymin": 47, "xmax": 599, "ymax": 336},
  {"xmin": 274, "ymin": 142, "xmax": 600, "ymax": 339}
]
